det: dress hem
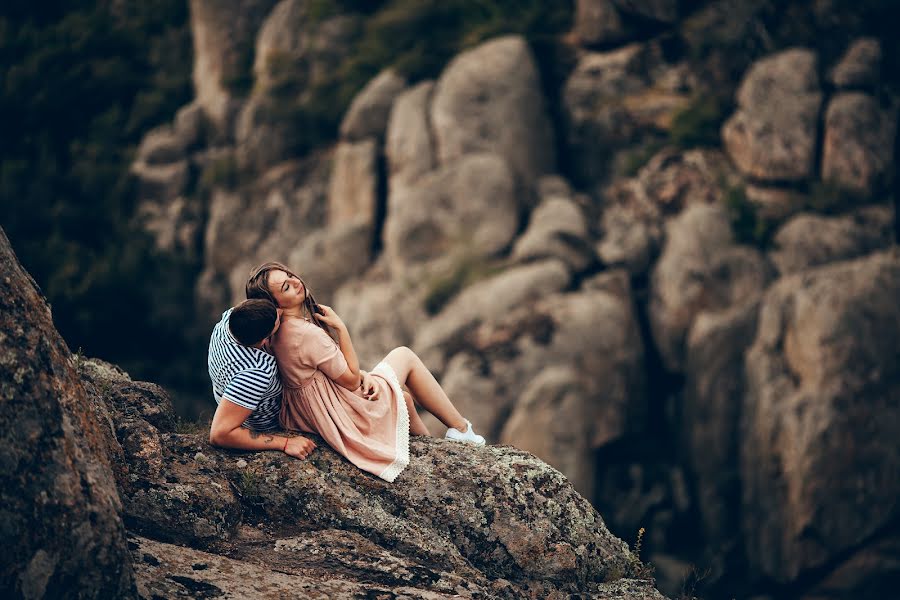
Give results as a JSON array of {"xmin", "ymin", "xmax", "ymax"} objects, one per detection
[{"xmin": 371, "ymin": 361, "xmax": 410, "ymax": 483}]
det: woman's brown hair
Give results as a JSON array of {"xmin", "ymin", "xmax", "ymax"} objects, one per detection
[{"xmin": 245, "ymin": 262, "xmax": 333, "ymax": 338}]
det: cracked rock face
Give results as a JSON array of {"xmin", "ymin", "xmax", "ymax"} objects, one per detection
[
  {"xmin": 742, "ymin": 249, "xmax": 900, "ymax": 584},
  {"xmin": 81, "ymin": 355, "xmax": 662, "ymax": 599},
  {"xmin": 0, "ymin": 228, "xmax": 136, "ymax": 598}
]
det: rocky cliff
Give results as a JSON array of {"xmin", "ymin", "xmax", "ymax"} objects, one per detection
[
  {"xmin": 123, "ymin": 1, "xmax": 900, "ymax": 598},
  {"xmin": 0, "ymin": 227, "xmax": 663, "ymax": 598}
]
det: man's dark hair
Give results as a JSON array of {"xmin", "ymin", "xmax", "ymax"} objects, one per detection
[{"xmin": 229, "ymin": 299, "xmax": 277, "ymax": 346}]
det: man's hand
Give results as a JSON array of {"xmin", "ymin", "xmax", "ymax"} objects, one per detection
[
  {"xmin": 361, "ymin": 371, "xmax": 381, "ymax": 402},
  {"xmin": 283, "ymin": 435, "xmax": 316, "ymax": 459}
]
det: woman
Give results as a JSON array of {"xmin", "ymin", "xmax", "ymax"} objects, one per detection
[{"xmin": 245, "ymin": 262, "xmax": 484, "ymax": 482}]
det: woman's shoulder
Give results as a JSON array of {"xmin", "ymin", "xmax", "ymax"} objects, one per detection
[{"xmin": 280, "ymin": 316, "xmax": 323, "ymax": 338}]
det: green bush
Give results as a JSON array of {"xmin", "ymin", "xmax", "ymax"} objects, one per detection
[{"xmin": 0, "ymin": 0, "xmax": 194, "ymax": 387}]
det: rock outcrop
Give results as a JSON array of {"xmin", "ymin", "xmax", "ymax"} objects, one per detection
[
  {"xmin": 722, "ymin": 48, "xmax": 822, "ymax": 182},
  {"xmin": 0, "ymin": 228, "xmax": 136, "ymax": 598},
  {"xmin": 84, "ymin": 357, "xmax": 662, "ymax": 599},
  {"xmin": 742, "ymin": 249, "xmax": 900, "ymax": 586},
  {"xmin": 189, "ymin": 0, "xmax": 279, "ymax": 131},
  {"xmin": 431, "ymin": 36, "xmax": 555, "ymax": 186},
  {"xmin": 649, "ymin": 203, "xmax": 773, "ymax": 372},
  {"xmin": 564, "ymin": 42, "xmax": 695, "ymax": 188},
  {"xmin": 820, "ymin": 92, "xmax": 897, "ymax": 196}
]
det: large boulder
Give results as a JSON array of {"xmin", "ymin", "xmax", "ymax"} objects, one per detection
[
  {"xmin": 820, "ymin": 92, "xmax": 897, "ymax": 196},
  {"xmin": 383, "ymin": 153, "xmax": 519, "ymax": 280},
  {"xmin": 333, "ymin": 266, "xmax": 427, "ymax": 371},
  {"xmin": 286, "ymin": 218, "xmax": 375, "ymax": 303},
  {"xmin": 236, "ymin": 0, "xmax": 361, "ymax": 170},
  {"xmin": 683, "ymin": 300, "xmax": 760, "ymax": 569},
  {"xmin": 431, "ymin": 35, "xmax": 555, "ymax": 185},
  {"xmin": 386, "ymin": 81, "xmax": 437, "ymax": 189},
  {"xmin": 597, "ymin": 148, "xmax": 739, "ymax": 276},
  {"xmin": 413, "ymin": 260, "xmax": 571, "ymax": 372},
  {"xmin": 511, "ymin": 176, "xmax": 595, "ymax": 273},
  {"xmin": 563, "ymin": 42, "xmax": 694, "ymax": 187},
  {"xmin": 573, "ymin": 0, "xmax": 630, "ymax": 46},
  {"xmin": 649, "ymin": 203, "xmax": 773, "ymax": 372},
  {"xmin": 501, "ymin": 367, "xmax": 596, "ymax": 498},
  {"xmin": 424, "ymin": 278, "xmax": 646, "ymax": 500},
  {"xmin": 0, "ymin": 228, "xmax": 135, "ymax": 598},
  {"xmin": 742, "ymin": 249, "xmax": 900, "ymax": 586},
  {"xmin": 327, "ymin": 138, "xmax": 379, "ymax": 226},
  {"xmin": 722, "ymin": 48, "xmax": 822, "ymax": 182},
  {"xmin": 83, "ymin": 358, "xmax": 663, "ymax": 598},
  {"xmin": 130, "ymin": 102, "xmax": 210, "ymax": 260},
  {"xmin": 189, "ymin": 0, "xmax": 279, "ymax": 130},
  {"xmin": 828, "ymin": 38, "xmax": 881, "ymax": 89},
  {"xmin": 196, "ymin": 153, "xmax": 331, "ymax": 313},
  {"xmin": 767, "ymin": 205, "xmax": 895, "ymax": 275},
  {"xmin": 499, "ymin": 283, "xmax": 646, "ymax": 499},
  {"xmin": 340, "ymin": 68, "xmax": 407, "ymax": 142},
  {"xmin": 252, "ymin": 0, "xmax": 360, "ymax": 96}
]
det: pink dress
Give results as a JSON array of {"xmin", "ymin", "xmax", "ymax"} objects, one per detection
[{"xmin": 270, "ymin": 316, "xmax": 410, "ymax": 482}]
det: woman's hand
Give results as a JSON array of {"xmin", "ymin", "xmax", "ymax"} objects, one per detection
[
  {"xmin": 313, "ymin": 304, "xmax": 345, "ymax": 331},
  {"xmin": 360, "ymin": 371, "xmax": 381, "ymax": 402},
  {"xmin": 283, "ymin": 435, "xmax": 316, "ymax": 459}
]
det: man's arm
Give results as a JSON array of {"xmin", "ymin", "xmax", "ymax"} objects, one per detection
[{"xmin": 209, "ymin": 399, "xmax": 315, "ymax": 458}]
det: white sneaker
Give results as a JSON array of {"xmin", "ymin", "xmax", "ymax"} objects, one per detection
[{"xmin": 445, "ymin": 420, "xmax": 485, "ymax": 446}]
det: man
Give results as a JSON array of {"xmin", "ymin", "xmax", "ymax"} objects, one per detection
[{"xmin": 207, "ymin": 298, "xmax": 316, "ymax": 459}]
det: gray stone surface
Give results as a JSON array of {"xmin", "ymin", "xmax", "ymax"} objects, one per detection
[
  {"xmin": 383, "ymin": 153, "xmax": 519, "ymax": 280},
  {"xmin": 431, "ymin": 35, "xmax": 555, "ymax": 184},
  {"xmin": 828, "ymin": 37, "xmax": 882, "ymax": 88},
  {"xmin": 574, "ymin": 0, "xmax": 630, "ymax": 46},
  {"xmin": 512, "ymin": 176, "xmax": 595, "ymax": 273},
  {"xmin": 327, "ymin": 138, "xmax": 379, "ymax": 226},
  {"xmin": 598, "ymin": 148, "xmax": 738, "ymax": 276},
  {"xmin": 649, "ymin": 204, "xmax": 773, "ymax": 372},
  {"xmin": 768, "ymin": 205, "xmax": 895, "ymax": 275},
  {"xmin": 189, "ymin": 0, "xmax": 279, "ymax": 129},
  {"xmin": 684, "ymin": 300, "xmax": 760, "ymax": 558},
  {"xmin": 722, "ymin": 48, "xmax": 822, "ymax": 182},
  {"xmin": 821, "ymin": 92, "xmax": 898, "ymax": 196},
  {"xmin": 742, "ymin": 249, "xmax": 900, "ymax": 583},
  {"xmin": 340, "ymin": 68, "xmax": 407, "ymax": 141},
  {"xmin": 386, "ymin": 81, "xmax": 437, "ymax": 189},
  {"xmin": 82, "ymin": 359, "xmax": 661, "ymax": 598},
  {"xmin": 0, "ymin": 228, "xmax": 136, "ymax": 598}
]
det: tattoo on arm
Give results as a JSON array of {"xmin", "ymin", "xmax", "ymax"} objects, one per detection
[{"xmin": 248, "ymin": 429, "xmax": 275, "ymax": 444}]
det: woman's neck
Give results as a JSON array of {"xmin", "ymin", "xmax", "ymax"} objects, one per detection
[{"xmin": 282, "ymin": 306, "xmax": 307, "ymax": 319}]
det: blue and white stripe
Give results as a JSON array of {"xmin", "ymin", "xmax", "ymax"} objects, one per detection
[{"xmin": 208, "ymin": 309, "xmax": 282, "ymax": 431}]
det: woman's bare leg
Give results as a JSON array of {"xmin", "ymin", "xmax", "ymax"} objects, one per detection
[
  {"xmin": 405, "ymin": 391, "xmax": 431, "ymax": 436},
  {"xmin": 384, "ymin": 347, "xmax": 467, "ymax": 431}
]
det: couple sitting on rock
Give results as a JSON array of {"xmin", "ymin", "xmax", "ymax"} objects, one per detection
[{"xmin": 206, "ymin": 261, "xmax": 485, "ymax": 482}]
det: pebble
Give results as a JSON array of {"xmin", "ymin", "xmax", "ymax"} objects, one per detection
[{"xmin": 236, "ymin": 459, "xmax": 248, "ymax": 468}]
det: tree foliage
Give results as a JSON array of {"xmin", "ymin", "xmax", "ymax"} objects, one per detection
[{"xmin": 0, "ymin": 0, "xmax": 193, "ymax": 382}]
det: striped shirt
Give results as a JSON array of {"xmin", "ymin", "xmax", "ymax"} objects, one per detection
[{"xmin": 208, "ymin": 309, "xmax": 282, "ymax": 431}]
